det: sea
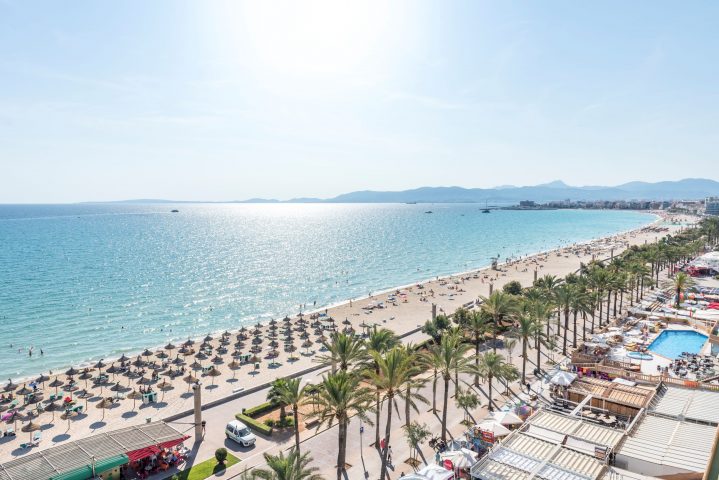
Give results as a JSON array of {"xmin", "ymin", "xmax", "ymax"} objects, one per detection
[{"xmin": 0, "ymin": 203, "xmax": 655, "ymax": 380}]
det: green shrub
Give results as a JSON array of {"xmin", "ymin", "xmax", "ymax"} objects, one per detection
[
  {"xmin": 264, "ymin": 419, "xmax": 275, "ymax": 427},
  {"xmin": 215, "ymin": 448, "xmax": 228, "ymax": 464},
  {"xmin": 503, "ymin": 280, "xmax": 523, "ymax": 295},
  {"xmin": 243, "ymin": 401, "xmax": 277, "ymax": 418},
  {"xmin": 236, "ymin": 413, "xmax": 273, "ymax": 435}
]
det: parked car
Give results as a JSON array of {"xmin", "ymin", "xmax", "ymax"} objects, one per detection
[{"xmin": 225, "ymin": 420, "xmax": 256, "ymax": 447}]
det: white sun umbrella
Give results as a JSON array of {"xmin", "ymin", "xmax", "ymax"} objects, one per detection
[
  {"xmin": 489, "ymin": 410, "xmax": 524, "ymax": 427},
  {"xmin": 549, "ymin": 371, "xmax": 577, "ymax": 387},
  {"xmin": 417, "ymin": 464, "xmax": 453, "ymax": 480},
  {"xmin": 439, "ymin": 448, "xmax": 478, "ymax": 469},
  {"xmin": 475, "ymin": 419, "xmax": 511, "ymax": 437}
]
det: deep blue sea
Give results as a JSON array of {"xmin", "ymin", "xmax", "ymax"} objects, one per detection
[{"xmin": 0, "ymin": 203, "xmax": 654, "ymax": 380}]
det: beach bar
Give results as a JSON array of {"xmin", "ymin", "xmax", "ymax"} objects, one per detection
[{"xmin": 0, "ymin": 422, "xmax": 187, "ymax": 480}]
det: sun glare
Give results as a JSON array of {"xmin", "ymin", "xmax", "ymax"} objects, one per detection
[{"xmin": 230, "ymin": 0, "xmax": 393, "ymax": 77}]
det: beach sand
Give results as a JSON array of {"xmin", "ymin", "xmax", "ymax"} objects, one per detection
[{"xmin": 0, "ymin": 212, "xmax": 693, "ymax": 461}]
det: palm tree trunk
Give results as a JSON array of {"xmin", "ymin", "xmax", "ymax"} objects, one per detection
[
  {"xmin": 375, "ymin": 391, "xmax": 381, "ymax": 447},
  {"xmin": 432, "ymin": 369, "xmax": 437, "ymax": 413},
  {"xmin": 521, "ymin": 340, "xmax": 527, "ymax": 384},
  {"xmin": 293, "ymin": 405, "xmax": 300, "ymax": 454},
  {"xmin": 606, "ymin": 291, "xmax": 611, "ymax": 324},
  {"xmin": 405, "ymin": 386, "xmax": 411, "ymax": 429},
  {"xmin": 337, "ymin": 420, "xmax": 347, "ymax": 480},
  {"xmin": 613, "ymin": 290, "xmax": 618, "ymax": 317},
  {"xmin": 380, "ymin": 395, "xmax": 394, "ymax": 480},
  {"xmin": 572, "ymin": 311, "xmax": 578, "ymax": 348},
  {"xmin": 562, "ymin": 308, "xmax": 569, "ymax": 356},
  {"xmin": 535, "ymin": 335, "xmax": 541, "ymax": 375},
  {"xmin": 474, "ymin": 337, "xmax": 480, "ymax": 386},
  {"xmin": 582, "ymin": 311, "xmax": 587, "ymax": 341},
  {"xmin": 488, "ymin": 375, "xmax": 494, "ymax": 412},
  {"xmin": 441, "ymin": 376, "xmax": 450, "ymax": 442}
]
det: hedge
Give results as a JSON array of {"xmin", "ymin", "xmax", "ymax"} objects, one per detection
[
  {"xmin": 242, "ymin": 401, "xmax": 277, "ymax": 418},
  {"xmin": 236, "ymin": 413, "xmax": 273, "ymax": 436}
]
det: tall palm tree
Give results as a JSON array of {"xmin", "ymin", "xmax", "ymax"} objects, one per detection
[
  {"xmin": 534, "ymin": 274, "xmax": 563, "ymax": 333},
  {"xmin": 364, "ymin": 327, "xmax": 399, "ymax": 448},
  {"xmin": 307, "ymin": 371, "xmax": 374, "ymax": 480},
  {"xmin": 367, "ymin": 346, "xmax": 418, "ymax": 480},
  {"xmin": 272, "ymin": 377, "xmax": 308, "ymax": 454},
  {"xmin": 397, "ymin": 344, "xmax": 428, "ymax": 429},
  {"xmin": 250, "ymin": 449, "xmax": 324, "ymax": 480},
  {"xmin": 523, "ymin": 295, "xmax": 552, "ymax": 376},
  {"xmin": 554, "ymin": 284, "xmax": 573, "ymax": 356},
  {"xmin": 463, "ymin": 310, "xmax": 493, "ymax": 386},
  {"xmin": 316, "ymin": 332, "xmax": 365, "ymax": 373},
  {"xmin": 427, "ymin": 332, "xmax": 471, "ymax": 441},
  {"xmin": 673, "ymin": 272, "xmax": 694, "ymax": 307},
  {"xmin": 569, "ymin": 284, "xmax": 591, "ymax": 348},
  {"xmin": 476, "ymin": 352, "xmax": 518, "ymax": 411},
  {"xmin": 480, "ymin": 292, "xmax": 518, "ymax": 352},
  {"xmin": 512, "ymin": 311, "xmax": 539, "ymax": 384}
]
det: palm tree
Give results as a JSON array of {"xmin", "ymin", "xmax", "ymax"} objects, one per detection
[
  {"xmin": 476, "ymin": 352, "xmax": 517, "ymax": 411},
  {"xmin": 421, "ymin": 314, "xmax": 450, "ymax": 413},
  {"xmin": 673, "ymin": 272, "xmax": 694, "ymax": 307},
  {"xmin": 427, "ymin": 332, "xmax": 471, "ymax": 442},
  {"xmin": 554, "ymin": 284, "xmax": 573, "ymax": 356},
  {"xmin": 364, "ymin": 327, "xmax": 398, "ymax": 448},
  {"xmin": 454, "ymin": 387, "xmax": 480, "ymax": 424},
  {"xmin": 251, "ymin": 449, "xmax": 324, "ymax": 480},
  {"xmin": 512, "ymin": 311, "xmax": 539, "ymax": 384},
  {"xmin": 271, "ymin": 377, "xmax": 308, "ymax": 454},
  {"xmin": 268, "ymin": 378, "xmax": 289, "ymax": 426},
  {"xmin": 316, "ymin": 332, "xmax": 365, "ymax": 373},
  {"xmin": 463, "ymin": 310, "xmax": 492, "ymax": 386},
  {"xmin": 307, "ymin": 371, "xmax": 374, "ymax": 480},
  {"xmin": 367, "ymin": 346, "xmax": 417, "ymax": 480},
  {"xmin": 534, "ymin": 274, "xmax": 563, "ymax": 333},
  {"xmin": 397, "ymin": 344, "xmax": 428, "ymax": 429},
  {"xmin": 480, "ymin": 292, "xmax": 518, "ymax": 352}
]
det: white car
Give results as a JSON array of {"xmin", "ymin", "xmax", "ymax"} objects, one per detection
[{"xmin": 225, "ymin": 420, "xmax": 256, "ymax": 447}]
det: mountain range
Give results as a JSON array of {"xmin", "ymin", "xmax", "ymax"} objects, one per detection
[{"xmin": 113, "ymin": 178, "xmax": 719, "ymax": 205}]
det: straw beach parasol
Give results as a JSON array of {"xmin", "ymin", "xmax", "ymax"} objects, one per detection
[
  {"xmin": 48, "ymin": 377, "xmax": 63, "ymax": 394},
  {"xmin": 96, "ymin": 398, "xmax": 113, "ymax": 421},
  {"xmin": 127, "ymin": 390, "xmax": 142, "ymax": 410},
  {"xmin": 157, "ymin": 380, "xmax": 173, "ymax": 401},
  {"xmin": 205, "ymin": 366, "xmax": 221, "ymax": 387},
  {"xmin": 183, "ymin": 374, "xmax": 198, "ymax": 392},
  {"xmin": 228, "ymin": 360, "xmax": 241, "ymax": 379},
  {"xmin": 22, "ymin": 420, "xmax": 41, "ymax": 442}
]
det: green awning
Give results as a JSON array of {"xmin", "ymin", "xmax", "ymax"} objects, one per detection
[{"xmin": 49, "ymin": 454, "xmax": 128, "ymax": 480}]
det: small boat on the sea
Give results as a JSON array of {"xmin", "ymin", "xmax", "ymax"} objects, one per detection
[
  {"xmin": 425, "ymin": 211, "xmax": 433, "ymax": 214},
  {"xmin": 171, "ymin": 209, "xmax": 179, "ymax": 213}
]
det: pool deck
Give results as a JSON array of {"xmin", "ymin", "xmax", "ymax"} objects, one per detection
[{"xmin": 634, "ymin": 325, "xmax": 713, "ymax": 376}]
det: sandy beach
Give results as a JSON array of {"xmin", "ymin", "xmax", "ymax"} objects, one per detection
[{"xmin": 0, "ymin": 211, "xmax": 692, "ymax": 461}]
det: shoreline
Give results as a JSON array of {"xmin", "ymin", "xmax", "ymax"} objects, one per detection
[{"xmin": 8, "ymin": 210, "xmax": 665, "ymax": 384}]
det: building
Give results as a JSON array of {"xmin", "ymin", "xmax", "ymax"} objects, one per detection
[
  {"xmin": 519, "ymin": 200, "xmax": 536, "ymax": 207},
  {"xmin": 471, "ymin": 410, "xmax": 625, "ymax": 480},
  {"xmin": 614, "ymin": 385, "xmax": 719, "ymax": 477},
  {"xmin": 706, "ymin": 197, "xmax": 719, "ymax": 216}
]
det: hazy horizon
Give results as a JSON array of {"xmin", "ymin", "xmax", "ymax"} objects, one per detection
[{"xmin": 2, "ymin": 1, "xmax": 718, "ymax": 203}]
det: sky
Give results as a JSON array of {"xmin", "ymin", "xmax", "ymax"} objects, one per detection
[{"xmin": 1, "ymin": 1, "xmax": 718, "ymax": 203}]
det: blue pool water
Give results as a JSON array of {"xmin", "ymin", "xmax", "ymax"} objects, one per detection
[{"xmin": 648, "ymin": 330, "xmax": 708, "ymax": 359}]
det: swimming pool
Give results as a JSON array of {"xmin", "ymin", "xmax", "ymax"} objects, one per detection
[{"xmin": 648, "ymin": 330, "xmax": 708, "ymax": 359}]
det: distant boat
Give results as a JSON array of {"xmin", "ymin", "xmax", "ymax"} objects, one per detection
[
  {"xmin": 171, "ymin": 209, "xmax": 179, "ymax": 213},
  {"xmin": 482, "ymin": 201, "xmax": 490, "ymax": 213},
  {"xmin": 406, "ymin": 201, "xmax": 417, "ymax": 205},
  {"xmin": 425, "ymin": 211, "xmax": 433, "ymax": 214}
]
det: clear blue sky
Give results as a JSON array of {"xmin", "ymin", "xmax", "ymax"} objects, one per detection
[{"xmin": 1, "ymin": 1, "xmax": 717, "ymax": 202}]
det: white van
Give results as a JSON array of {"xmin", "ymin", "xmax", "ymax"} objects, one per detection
[{"xmin": 225, "ymin": 420, "xmax": 257, "ymax": 447}]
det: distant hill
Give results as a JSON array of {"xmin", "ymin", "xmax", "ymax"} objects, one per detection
[
  {"xmin": 106, "ymin": 178, "xmax": 719, "ymax": 204},
  {"xmin": 304, "ymin": 178, "xmax": 719, "ymax": 204}
]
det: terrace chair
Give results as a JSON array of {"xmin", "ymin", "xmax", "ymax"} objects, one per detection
[
  {"xmin": 5, "ymin": 427, "xmax": 15, "ymax": 437},
  {"xmin": 31, "ymin": 432, "xmax": 41, "ymax": 446}
]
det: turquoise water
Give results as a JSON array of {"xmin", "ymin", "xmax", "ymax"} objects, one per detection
[
  {"xmin": 0, "ymin": 204, "xmax": 653, "ymax": 380},
  {"xmin": 648, "ymin": 330, "xmax": 708, "ymax": 359}
]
